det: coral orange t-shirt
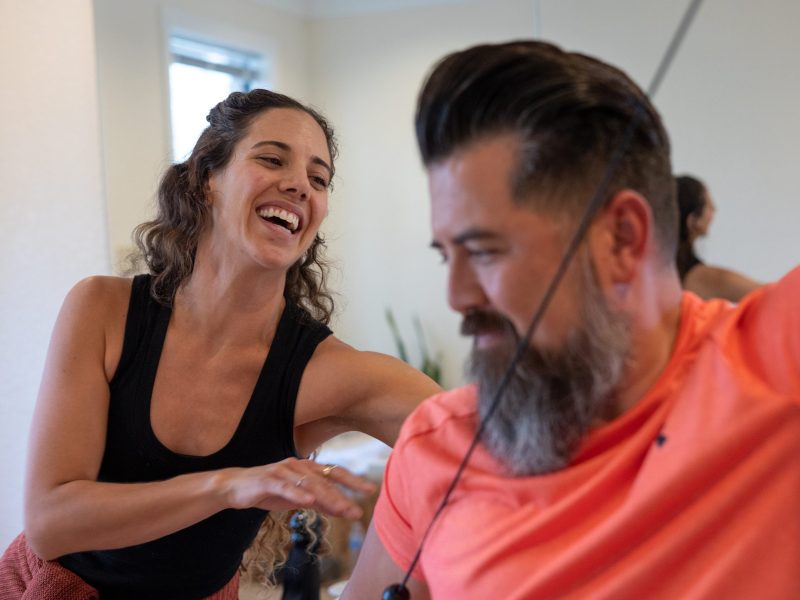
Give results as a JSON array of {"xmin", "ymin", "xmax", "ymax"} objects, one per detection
[{"xmin": 374, "ymin": 267, "xmax": 800, "ymax": 599}]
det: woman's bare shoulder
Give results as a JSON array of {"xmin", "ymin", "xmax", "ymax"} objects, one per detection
[
  {"xmin": 684, "ymin": 264, "xmax": 762, "ymax": 302},
  {"xmin": 68, "ymin": 274, "xmax": 133, "ymax": 300},
  {"xmin": 63, "ymin": 276, "xmax": 136, "ymax": 374}
]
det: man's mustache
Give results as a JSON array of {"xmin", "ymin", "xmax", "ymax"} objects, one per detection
[{"xmin": 460, "ymin": 309, "xmax": 516, "ymax": 338}]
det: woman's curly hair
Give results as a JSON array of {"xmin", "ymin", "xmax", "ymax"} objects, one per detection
[{"xmin": 132, "ymin": 89, "xmax": 338, "ymax": 323}]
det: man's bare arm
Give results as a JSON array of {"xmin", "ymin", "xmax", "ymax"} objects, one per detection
[{"xmin": 341, "ymin": 520, "xmax": 430, "ymax": 600}]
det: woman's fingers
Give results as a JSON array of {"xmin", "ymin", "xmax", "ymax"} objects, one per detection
[
  {"xmin": 241, "ymin": 459, "xmax": 376, "ymax": 519},
  {"xmin": 318, "ymin": 463, "xmax": 378, "ymax": 495},
  {"xmin": 283, "ymin": 461, "xmax": 374, "ymax": 519}
]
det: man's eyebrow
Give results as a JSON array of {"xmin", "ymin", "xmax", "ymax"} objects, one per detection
[
  {"xmin": 430, "ymin": 228, "xmax": 501, "ymax": 249},
  {"xmin": 250, "ymin": 140, "xmax": 332, "ymax": 175}
]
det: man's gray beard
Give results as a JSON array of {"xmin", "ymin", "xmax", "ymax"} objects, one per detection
[{"xmin": 468, "ymin": 259, "xmax": 631, "ymax": 477}]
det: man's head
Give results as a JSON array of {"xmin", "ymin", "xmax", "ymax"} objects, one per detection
[
  {"xmin": 418, "ymin": 41, "xmax": 677, "ymax": 475},
  {"xmin": 417, "ymin": 40, "xmax": 675, "ymax": 256}
]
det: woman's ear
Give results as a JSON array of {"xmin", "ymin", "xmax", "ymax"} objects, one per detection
[
  {"xmin": 590, "ymin": 189, "xmax": 651, "ymax": 285},
  {"xmin": 203, "ymin": 177, "xmax": 215, "ymax": 207}
]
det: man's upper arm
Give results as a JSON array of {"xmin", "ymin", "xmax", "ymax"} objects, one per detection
[
  {"xmin": 343, "ymin": 407, "xmax": 434, "ymax": 599},
  {"xmin": 341, "ymin": 520, "xmax": 430, "ymax": 600},
  {"xmin": 740, "ymin": 266, "xmax": 800, "ymax": 395}
]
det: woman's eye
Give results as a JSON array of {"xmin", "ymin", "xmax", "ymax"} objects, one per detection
[
  {"xmin": 258, "ymin": 156, "xmax": 282, "ymax": 166},
  {"xmin": 310, "ymin": 175, "xmax": 329, "ymax": 189}
]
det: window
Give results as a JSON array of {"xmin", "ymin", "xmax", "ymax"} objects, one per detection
[{"xmin": 168, "ymin": 35, "xmax": 266, "ymax": 161}]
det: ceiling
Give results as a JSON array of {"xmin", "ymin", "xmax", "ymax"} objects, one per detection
[{"xmin": 249, "ymin": 0, "xmax": 473, "ymax": 19}]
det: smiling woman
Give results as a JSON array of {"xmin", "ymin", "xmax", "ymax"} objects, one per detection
[
  {"xmin": 1, "ymin": 88, "xmax": 441, "ymax": 599},
  {"xmin": 137, "ymin": 92, "xmax": 337, "ymax": 316}
]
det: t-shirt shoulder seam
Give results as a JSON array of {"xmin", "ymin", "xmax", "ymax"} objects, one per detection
[{"xmin": 398, "ymin": 390, "xmax": 477, "ymax": 447}]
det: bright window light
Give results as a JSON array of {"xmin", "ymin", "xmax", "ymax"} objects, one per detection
[{"xmin": 168, "ymin": 36, "xmax": 266, "ymax": 162}]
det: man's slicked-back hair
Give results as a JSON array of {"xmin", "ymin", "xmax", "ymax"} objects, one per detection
[{"xmin": 415, "ymin": 40, "xmax": 678, "ymax": 259}]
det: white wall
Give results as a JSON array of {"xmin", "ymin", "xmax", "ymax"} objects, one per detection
[
  {"xmin": 0, "ymin": 0, "xmax": 109, "ymax": 548},
  {"xmin": 309, "ymin": 0, "xmax": 538, "ymax": 389},
  {"xmin": 539, "ymin": 0, "xmax": 800, "ymax": 281},
  {"xmin": 94, "ymin": 0, "xmax": 311, "ymax": 270}
]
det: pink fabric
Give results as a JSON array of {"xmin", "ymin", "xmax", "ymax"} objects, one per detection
[
  {"xmin": 0, "ymin": 533, "xmax": 98, "ymax": 600},
  {"xmin": 0, "ymin": 533, "xmax": 239, "ymax": 599},
  {"xmin": 204, "ymin": 572, "xmax": 239, "ymax": 600}
]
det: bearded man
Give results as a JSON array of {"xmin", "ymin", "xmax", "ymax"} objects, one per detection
[{"xmin": 342, "ymin": 40, "xmax": 800, "ymax": 600}]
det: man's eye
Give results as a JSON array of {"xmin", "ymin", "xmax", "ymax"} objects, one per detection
[
  {"xmin": 431, "ymin": 247, "xmax": 448, "ymax": 264},
  {"xmin": 467, "ymin": 248, "xmax": 499, "ymax": 262}
]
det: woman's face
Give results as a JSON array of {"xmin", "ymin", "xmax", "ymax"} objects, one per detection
[
  {"xmin": 692, "ymin": 188, "xmax": 716, "ymax": 238},
  {"xmin": 204, "ymin": 107, "xmax": 332, "ymax": 272}
]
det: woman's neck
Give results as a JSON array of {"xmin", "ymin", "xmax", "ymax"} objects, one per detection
[{"xmin": 174, "ymin": 260, "xmax": 288, "ymax": 347}]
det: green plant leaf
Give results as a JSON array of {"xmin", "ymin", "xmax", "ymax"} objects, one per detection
[{"xmin": 384, "ymin": 307, "xmax": 409, "ymax": 363}]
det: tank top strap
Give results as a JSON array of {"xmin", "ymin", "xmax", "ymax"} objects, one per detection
[{"xmin": 112, "ymin": 274, "xmax": 164, "ymax": 384}]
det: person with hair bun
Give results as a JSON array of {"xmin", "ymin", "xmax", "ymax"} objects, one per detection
[
  {"xmin": 676, "ymin": 174, "xmax": 762, "ymax": 302},
  {"xmin": 1, "ymin": 89, "xmax": 440, "ymax": 599}
]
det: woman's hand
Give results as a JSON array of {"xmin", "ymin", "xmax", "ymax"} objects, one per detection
[{"xmin": 221, "ymin": 458, "xmax": 376, "ymax": 519}]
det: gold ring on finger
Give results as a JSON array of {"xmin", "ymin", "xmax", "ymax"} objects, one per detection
[{"xmin": 321, "ymin": 464, "xmax": 338, "ymax": 478}]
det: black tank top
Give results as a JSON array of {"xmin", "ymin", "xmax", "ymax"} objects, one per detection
[
  {"xmin": 676, "ymin": 244, "xmax": 704, "ymax": 282},
  {"xmin": 59, "ymin": 274, "xmax": 331, "ymax": 599}
]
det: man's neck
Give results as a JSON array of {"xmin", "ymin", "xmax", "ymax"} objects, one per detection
[{"xmin": 615, "ymin": 268, "xmax": 684, "ymax": 415}]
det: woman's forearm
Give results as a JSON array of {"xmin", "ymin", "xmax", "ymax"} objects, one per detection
[{"xmin": 25, "ymin": 469, "xmax": 231, "ymax": 560}]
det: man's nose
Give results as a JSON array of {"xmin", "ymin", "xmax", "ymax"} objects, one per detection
[{"xmin": 447, "ymin": 254, "xmax": 489, "ymax": 315}]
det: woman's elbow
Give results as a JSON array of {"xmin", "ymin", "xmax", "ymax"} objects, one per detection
[{"xmin": 24, "ymin": 504, "xmax": 63, "ymax": 560}]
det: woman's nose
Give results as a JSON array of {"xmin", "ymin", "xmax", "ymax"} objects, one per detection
[{"xmin": 279, "ymin": 168, "xmax": 310, "ymax": 200}]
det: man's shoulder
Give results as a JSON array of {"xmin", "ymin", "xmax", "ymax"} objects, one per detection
[
  {"xmin": 683, "ymin": 265, "xmax": 799, "ymax": 335},
  {"xmin": 677, "ymin": 265, "xmax": 800, "ymax": 398},
  {"xmin": 776, "ymin": 264, "xmax": 800, "ymax": 287},
  {"xmin": 735, "ymin": 264, "xmax": 800, "ymax": 309},
  {"xmin": 707, "ymin": 264, "xmax": 799, "ymax": 329},
  {"xmin": 754, "ymin": 264, "xmax": 800, "ymax": 309},
  {"xmin": 395, "ymin": 384, "xmax": 479, "ymax": 450}
]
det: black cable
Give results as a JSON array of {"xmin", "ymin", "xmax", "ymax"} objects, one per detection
[{"xmin": 384, "ymin": 1, "xmax": 704, "ymax": 597}]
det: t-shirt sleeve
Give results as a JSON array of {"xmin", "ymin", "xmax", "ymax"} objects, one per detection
[
  {"xmin": 738, "ymin": 265, "xmax": 800, "ymax": 397},
  {"xmin": 372, "ymin": 440, "xmax": 427, "ymax": 582},
  {"xmin": 371, "ymin": 387, "xmax": 477, "ymax": 584}
]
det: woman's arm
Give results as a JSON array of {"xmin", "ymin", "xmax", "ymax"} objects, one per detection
[
  {"xmin": 24, "ymin": 277, "xmax": 372, "ymax": 560},
  {"xmin": 684, "ymin": 264, "xmax": 763, "ymax": 302},
  {"xmin": 294, "ymin": 337, "xmax": 442, "ymax": 454}
]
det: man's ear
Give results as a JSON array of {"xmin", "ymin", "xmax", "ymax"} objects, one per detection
[{"xmin": 590, "ymin": 189, "xmax": 652, "ymax": 285}]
